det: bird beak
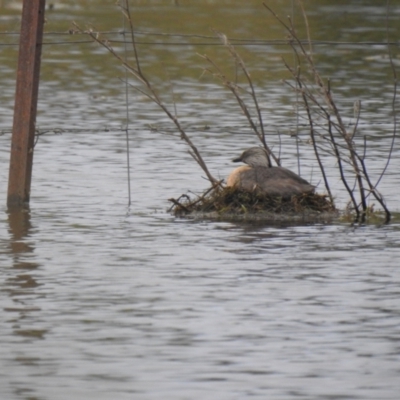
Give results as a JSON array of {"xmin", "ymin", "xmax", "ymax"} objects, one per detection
[{"xmin": 232, "ymin": 156, "xmax": 242, "ymax": 163}]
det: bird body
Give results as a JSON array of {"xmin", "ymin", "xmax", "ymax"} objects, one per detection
[{"xmin": 227, "ymin": 147, "xmax": 314, "ymax": 198}]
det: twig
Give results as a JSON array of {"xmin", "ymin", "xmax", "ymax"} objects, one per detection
[
  {"xmin": 373, "ymin": 0, "xmax": 397, "ymax": 202},
  {"xmin": 199, "ymin": 34, "xmax": 281, "ymax": 167},
  {"xmin": 73, "ymin": 11, "xmax": 219, "ymax": 186},
  {"xmin": 264, "ymin": 1, "xmax": 375, "ymax": 221}
]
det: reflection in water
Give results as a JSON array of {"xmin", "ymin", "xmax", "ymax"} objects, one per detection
[
  {"xmin": 5, "ymin": 210, "xmax": 45, "ymax": 334},
  {"xmin": 3, "ymin": 210, "xmax": 46, "ymax": 397}
]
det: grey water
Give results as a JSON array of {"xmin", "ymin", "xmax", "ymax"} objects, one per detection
[{"xmin": 1, "ymin": 1, "xmax": 400, "ymax": 399}]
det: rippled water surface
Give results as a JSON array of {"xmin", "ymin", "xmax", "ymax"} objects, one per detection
[{"xmin": 1, "ymin": 1, "xmax": 400, "ymax": 399}]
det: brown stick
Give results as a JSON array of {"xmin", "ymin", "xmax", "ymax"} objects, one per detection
[{"xmin": 7, "ymin": 0, "xmax": 46, "ymax": 208}]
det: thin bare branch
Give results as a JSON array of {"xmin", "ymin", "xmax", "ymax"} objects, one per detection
[
  {"xmin": 199, "ymin": 33, "xmax": 282, "ymax": 167},
  {"xmin": 118, "ymin": 0, "xmax": 142, "ymax": 75},
  {"xmin": 74, "ymin": 17, "xmax": 219, "ymax": 186},
  {"xmin": 374, "ymin": 0, "xmax": 397, "ymax": 199}
]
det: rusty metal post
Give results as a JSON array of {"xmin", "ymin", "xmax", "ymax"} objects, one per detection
[{"xmin": 7, "ymin": 0, "xmax": 46, "ymax": 209}]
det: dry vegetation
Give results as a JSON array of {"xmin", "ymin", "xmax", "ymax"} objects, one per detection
[
  {"xmin": 170, "ymin": 187, "xmax": 335, "ymax": 216},
  {"xmin": 75, "ymin": 0, "xmax": 396, "ymax": 223}
]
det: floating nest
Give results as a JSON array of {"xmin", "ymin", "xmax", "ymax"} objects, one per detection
[{"xmin": 169, "ymin": 186, "xmax": 338, "ymax": 222}]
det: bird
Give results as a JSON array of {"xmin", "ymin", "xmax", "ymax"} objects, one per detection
[{"xmin": 226, "ymin": 147, "xmax": 315, "ymax": 198}]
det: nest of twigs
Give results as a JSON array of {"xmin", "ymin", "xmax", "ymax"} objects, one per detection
[{"xmin": 169, "ymin": 186, "xmax": 336, "ymax": 218}]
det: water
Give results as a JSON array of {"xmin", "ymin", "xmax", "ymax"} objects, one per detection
[{"xmin": 1, "ymin": 1, "xmax": 400, "ymax": 399}]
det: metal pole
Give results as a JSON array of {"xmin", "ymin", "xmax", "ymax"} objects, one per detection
[{"xmin": 7, "ymin": 0, "xmax": 46, "ymax": 209}]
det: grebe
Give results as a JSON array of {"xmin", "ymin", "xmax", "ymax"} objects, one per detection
[{"xmin": 226, "ymin": 147, "xmax": 314, "ymax": 198}]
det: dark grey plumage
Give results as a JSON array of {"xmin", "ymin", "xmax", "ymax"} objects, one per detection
[{"xmin": 227, "ymin": 147, "xmax": 315, "ymax": 198}]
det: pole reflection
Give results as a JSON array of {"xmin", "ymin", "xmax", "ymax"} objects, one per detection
[{"xmin": 6, "ymin": 209, "xmax": 45, "ymax": 338}]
